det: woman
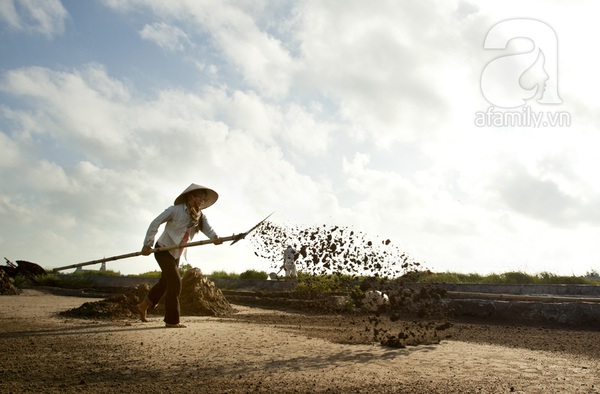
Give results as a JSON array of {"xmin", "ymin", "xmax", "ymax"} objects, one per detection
[{"xmin": 137, "ymin": 183, "xmax": 222, "ymax": 328}]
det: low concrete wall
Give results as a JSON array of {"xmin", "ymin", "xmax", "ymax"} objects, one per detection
[
  {"xmin": 426, "ymin": 283, "xmax": 600, "ymax": 296},
  {"xmin": 56, "ymin": 274, "xmax": 158, "ymax": 288},
  {"xmin": 446, "ymin": 298, "xmax": 600, "ymax": 326},
  {"xmin": 211, "ymin": 278, "xmax": 297, "ymax": 291}
]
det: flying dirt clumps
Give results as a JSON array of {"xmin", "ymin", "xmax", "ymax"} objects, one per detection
[
  {"xmin": 250, "ymin": 221, "xmax": 423, "ymax": 278},
  {"xmin": 249, "ymin": 221, "xmax": 454, "ymax": 349},
  {"xmin": 377, "ymin": 319, "xmax": 453, "ymax": 348},
  {"xmin": 61, "ymin": 268, "xmax": 235, "ymax": 320}
]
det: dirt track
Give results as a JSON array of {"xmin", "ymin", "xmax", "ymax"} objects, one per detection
[{"xmin": 1, "ymin": 289, "xmax": 600, "ymax": 393}]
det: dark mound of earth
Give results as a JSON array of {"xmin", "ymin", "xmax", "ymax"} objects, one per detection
[
  {"xmin": 0, "ymin": 270, "xmax": 19, "ymax": 295},
  {"xmin": 60, "ymin": 268, "xmax": 235, "ymax": 320}
]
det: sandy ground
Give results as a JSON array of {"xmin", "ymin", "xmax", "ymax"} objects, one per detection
[{"xmin": 1, "ymin": 289, "xmax": 599, "ymax": 393}]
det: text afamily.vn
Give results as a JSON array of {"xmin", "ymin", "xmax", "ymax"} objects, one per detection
[{"xmin": 474, "ymin": 106, "xmax": 571, "ymax": 128}]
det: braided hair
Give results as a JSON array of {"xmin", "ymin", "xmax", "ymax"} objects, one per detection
[{"xmin": 185, "ymin": 190, "xmax": 206, "ymax": 230}]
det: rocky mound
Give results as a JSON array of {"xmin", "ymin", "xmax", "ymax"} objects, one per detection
[
  {"xmin": 60, "ymin": 283, "xmax": 150, "ymax": 319},
  {"xmin": 0, "ymin": 270, "xmax": 19, "ymax": 295},
  {"xmin": 154, "ymin": 268, "xmax": 236, "ymax": 317}
]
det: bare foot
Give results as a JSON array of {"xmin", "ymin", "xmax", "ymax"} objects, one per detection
[
  {"xmin": 165, "ymin": 323, "xmax": 187, "ymax": 328},
  {"xmin": 137, "ymin": 302, "xmax": 149, "ymax": 322}
]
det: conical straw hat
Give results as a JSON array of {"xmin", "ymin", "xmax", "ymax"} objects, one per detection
[{"xmin": 174, "ymin": 183, "xmax": 219, "ymax": 209}]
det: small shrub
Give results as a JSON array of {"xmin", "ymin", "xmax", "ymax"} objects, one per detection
[
  {"xmin": 295, "ymin": 273, "xmax": 357, "ymax": 296},
  {"xmin": 501, "ymin": 271, "xmax": 534, "ymax": 284},
  {"xmin": 415, "ymin": 272, "xmax": 485, "ymax": 284},
  {"xmin": 137, "ymin": 270, "xmax": 162, "ymax": 278},
  {"xmin": 11, "ymin": 274, "xmax": 30, "ymax": 288},
  {"xmin": 30, "ymin": 274, "xmax": 61, "ymax": 287},
  {"xmin": 399, "ymin": 269, "xmax": 432, "ymax": 282},
  {"xmin": 480, "ymin": 273, "xmax": 503, "ymax": 284},
  {"xmin": 208, "ymin": 270, "xmax": 239, "ymax": 279},
  {"xmin": 239, "ymin": 270, "xmax": 268, "ymax": 280},
  {"xmin": 528, "ymin": 272, "xmax": 590, "ymax": 285},
  {"xmin": 37, "ymin": 274, "xmax": 94, "ymax": 288}
]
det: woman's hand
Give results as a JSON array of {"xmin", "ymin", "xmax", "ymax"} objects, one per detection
[
  {"xmin": 214, "ymin": 236, "xmax": 223, "ymax": 245},
  {"xmin": 141, "ymin": 245, "xmax": 152, "ymax": 255}
]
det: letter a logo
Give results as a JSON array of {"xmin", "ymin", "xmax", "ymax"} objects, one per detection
[{"xmin": 481, "ymin": 19, "xmax": 561, "ymax": 108}]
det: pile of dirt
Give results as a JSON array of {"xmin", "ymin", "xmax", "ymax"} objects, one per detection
[
  {"xmin": 0, "ymin": 270, "xmax": 19, "ymax": 295},
  {"xmin": 60, "ymin": 268, "xmax": 235, "ymax": 320},
  {"xmin": 60, "ymin": 283, "xmax": 149, "ymax": 319},
  {"xmin": 154, "ymin": 268, "xmax": 236, "ymax": 317}
]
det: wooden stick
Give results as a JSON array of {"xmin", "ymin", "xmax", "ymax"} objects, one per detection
[
  {"xmin": 51, "ymin": 212, "xmax": 274, "ymax": 272},
  {"xmin": 51, "ymin": 234, "xmax": 242, "ymax": 272}
]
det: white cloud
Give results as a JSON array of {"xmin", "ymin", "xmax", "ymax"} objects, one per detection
[
  {"xmin": 0, "ymin": 0, "xmax": 68, "ymax": 38},
  {"xmin": 139, "ymin": 22, "xmax": 192, "ymax": 52},
  {"xmin": 0, "ymin": 65, "xmax": 135, "ymax": 161},
  {"xmin": 281, "ymin": 104, "xmax": 335, "ymax": 155},
  {"xmin": 0, "ymin": 0, "xmax": 20, "ymax": 29},
  {"xmin": 104, "ymin": 0, "xmax": 297, "ymax": 97},
  {"xmin": 292, "ymin": 1, "xmax": 472, "ymax": 146},
  {"xmin": 0, "ymin": 129, "xmax": 22, "ymax": 167}
]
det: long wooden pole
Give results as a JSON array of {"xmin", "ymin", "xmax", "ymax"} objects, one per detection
[
  {"xmin": 51, "ymin": 212, "xmax": 273, "ymax": 272},
  {"xmin": 52, "ymin": 235, "xmax": 235, "ymax": 272}
]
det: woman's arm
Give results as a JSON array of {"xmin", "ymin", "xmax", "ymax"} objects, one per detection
[
  {"xmin": 200, "ymin": 214, "xmax": 222, "ymax": 244},
  {"xmin": 142, "ymin": 206, "xmax": 175, "ymax": 252}
]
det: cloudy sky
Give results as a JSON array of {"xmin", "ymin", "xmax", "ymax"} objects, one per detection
[{"xmin": 1, "ymin": 0, "xmax": 599, "ymax": 277}]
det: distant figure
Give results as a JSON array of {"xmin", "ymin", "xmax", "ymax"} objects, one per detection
[{"xmin": 281, "ymin": 245, "xmax": 298, "ymax": 279}]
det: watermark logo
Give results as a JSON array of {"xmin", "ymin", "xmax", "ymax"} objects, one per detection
[{"xmin": 475, "ymin": 18, "xmax": 570, "ymax": 127}]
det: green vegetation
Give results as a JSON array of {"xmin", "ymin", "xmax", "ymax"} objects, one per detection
[
  {"xmin": 11, "ymin": 274, "xmax": 30, "ymax": 288},
  {"xmin": 294, "ymin": 272, "xmax": 362, "ymax": 296},
  {"xmin": 17, "ymin": 273, "xmax": 94, "ymax": 288},
  {"xmin": 70, "ymin": 269, "xmax": 121, "ymax": 277},
  {"xmin": 207, "ymin": 270, "xmax": 239, "ymax": 279},
  {"xmin": 136, "ymin": 270, "xmax": 161, "ymax": 278},
  {"xmin": 416, "ymin": 270, "xmax": 597, "ymax": 285},
  {"xmin": 135, "ymin": 268, "xmax": 268, "ymax": 280},
  {"xmin": 238, "ymin": 270, "xmax": 268, "ymax": 280},
  {"xmin": 135, "ymin": 263, "xmax": 196, "ymax": 278}
]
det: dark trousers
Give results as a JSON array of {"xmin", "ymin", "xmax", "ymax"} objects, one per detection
[{"xmin": 147, "ymin": 250, "xmax": 181, "ymax": 325}]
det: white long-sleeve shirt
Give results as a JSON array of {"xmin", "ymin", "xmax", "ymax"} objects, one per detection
[{"xmin": 143, "ymin": 204, "xmax": 218, "ymax": 259}]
